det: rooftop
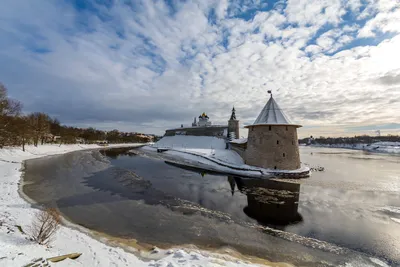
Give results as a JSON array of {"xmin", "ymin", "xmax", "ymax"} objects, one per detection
[{"xmin": 245, "ymin": 94, "xmax": 301, "ymax": 128}]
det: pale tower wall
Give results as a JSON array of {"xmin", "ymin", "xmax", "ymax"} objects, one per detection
[{"xmin": 245, "ymin": 125, "xmax": 300, "ymax": 170}]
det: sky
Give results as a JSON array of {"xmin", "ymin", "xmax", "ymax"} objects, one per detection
[{"xmin": 0, "ymin": 0, "xmax": 400, "ymax": 137}]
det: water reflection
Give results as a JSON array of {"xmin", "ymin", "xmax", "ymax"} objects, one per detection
[
  {"xmin": 164, "ymin": 160, "xmax": 303, "ymax": 227},
  {"xmin": 231, "ymin": 177, "xmax": 303, "ymax": 227},
  {"xmin": 99, "ymin": 147, "xmax": 136, "ymax": 159}
]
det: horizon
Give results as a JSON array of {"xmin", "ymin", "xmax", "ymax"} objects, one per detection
[{"xmin": 1, "ymin": 0, "xmax": 399, "ymax": 137}]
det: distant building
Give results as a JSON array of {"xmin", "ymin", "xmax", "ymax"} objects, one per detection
[
  {"xmin": 136, "ymin": 134, "xmax": 154, "ymax": 142},
  {"xmin": 197, "ymin": 113, "xmax": 211, "ymax": 127},
  {"xmin": 75, "ymin": 137, "xmax": 85, "ymax": 144},
  {"xmin": 43, "ymin": 134, "xmax": 61, "ymax": 143},
  {"xmin": 244, "ymin": 94, "xmax": 301, "ymax": 170},
  {"xmin": 95, "ymin": 140, "xmax": 108, "ymax": 146},
  {"xmin": 164, "ymin": 110, "xmax": 239, "ymax": 139}
]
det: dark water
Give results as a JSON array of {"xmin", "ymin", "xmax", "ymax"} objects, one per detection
[{"xmin": 23, "ymin": 147, "xmax": 400, "ymax": 266}]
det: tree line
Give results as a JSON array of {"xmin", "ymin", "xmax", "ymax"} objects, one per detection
[
  {"xmin": 1, "ymin": 83, "xmax": 156, "ymax": 151},
  {"xmin": 299, "ymin": 134, "xmax": 400, "ymax": 145}
]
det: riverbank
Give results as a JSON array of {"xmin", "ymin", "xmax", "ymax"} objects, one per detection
[
  {"xmin": 0, "ymin": 144, "xmax": 270, "ymax": 267},
  {"xmin": 305, "ymin": 141, "xmax": 400, "ymax": 154}
]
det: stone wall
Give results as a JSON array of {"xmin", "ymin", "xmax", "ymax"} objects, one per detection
[
  {"xmin": 165, "ymin": 126, "xmax": 227, "ymax": 138},
  {"xmin": 245, "ymin": 125, "xmax": 300, "ymax": 170},
  {"xmin": 230, "ymin": 143, "xmax": 246, "ymax": 158}
]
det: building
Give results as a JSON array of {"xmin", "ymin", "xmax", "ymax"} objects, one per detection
[
  {"xmin": 163, "ymin": 93, "xmax": 304, "ymax": 173},
  {"xmin": 228, "ymin": 107, "xmax": 240, "ymax": 140},
  {"xmin": 244, "ymin": 93, "xmax": 301, "ymax": 170},
  {"xmin": 164, "ymin": 110, "xmax": 239, "ymax": 139},
  {"xmin": 196, "ymin": 113, "xmax": 211, "ymax": 127}
]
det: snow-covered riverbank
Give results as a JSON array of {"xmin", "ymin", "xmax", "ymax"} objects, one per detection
[
  {"xmin": 0, "ymin": 144, "xmax": 267, "ymax": 267},
  {"xmin": 307, "ymin": 141, "xmax": 400, "ymax": 154}
]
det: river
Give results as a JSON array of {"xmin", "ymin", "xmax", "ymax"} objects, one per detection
[{"xmin": 22, "ymin": 146, "xmax": 400, "ymax": 266}]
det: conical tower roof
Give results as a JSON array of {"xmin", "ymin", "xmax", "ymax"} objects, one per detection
[{"xmin": 246, "ymin": 95, "xmax": 301, "ymax": 128}]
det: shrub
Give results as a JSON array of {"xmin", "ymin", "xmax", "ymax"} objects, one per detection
[{"xmin": 29, "ymin": 208, "xmax": 61, "ymax": 245}]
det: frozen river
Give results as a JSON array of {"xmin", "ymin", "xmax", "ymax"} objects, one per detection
[{"xmin": 22, "ymin": 146, "xmax": 400, "ymax": 266}]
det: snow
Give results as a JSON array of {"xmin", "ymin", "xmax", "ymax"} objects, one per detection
[
  {"xmin": 0, "ymin": 144, "xmax": 266, "ymax": 267},
  {"xmin": 155, "ymin": 135, "xmax": 227, "ymax": 150},
  {"xmin": 153, "ymin": 136, "xmax": 243, "ymax": 164},
  {"xmin": 230, "ymin": 138, "xmax": 247, "ymax": 144},
  {"xmin": 390, "ymin": 217, "xmax": 400, "ymax": 224},
  {"xmin": 309, "ymin": 142, "xmax": 400, "ymax": 154},
  {"xmin": 148, "ymin": 136, "xmax": 309, "ymax": 178}
]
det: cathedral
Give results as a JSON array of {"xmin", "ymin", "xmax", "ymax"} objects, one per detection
[{"xmin": 164, "ymin": 110, "xmax": 239, "ymax": 138}]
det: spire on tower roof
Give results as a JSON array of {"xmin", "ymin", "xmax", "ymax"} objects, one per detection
[
  {"xmin": 246, "ymin": 94, "xmax": 301, "ymax": 127},
  {"xmin": 230, "ymin": 106, "xmax": 237, "ymax": 120}
]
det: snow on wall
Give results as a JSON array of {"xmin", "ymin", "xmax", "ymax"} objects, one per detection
[{"xmin": 154, "ymin": 136, "xmax": 227, "ymax": 150}]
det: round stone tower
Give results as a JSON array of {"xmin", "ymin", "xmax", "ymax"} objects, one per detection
[{"xmin": 244, "ymin": 94, "xmax": 301, "ymax": 170}]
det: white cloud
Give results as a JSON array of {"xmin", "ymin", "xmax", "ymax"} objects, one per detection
[
  {"xmin": 0, "ymin": 0, "xmax": 400, "ymax": 136},
  {"xmin": 285, "ymin": 0, "xmax": 345, "ymax": 26},
  {"xmin": 358, "ymin": 0, "xmax": 400, "ymax": 37}
]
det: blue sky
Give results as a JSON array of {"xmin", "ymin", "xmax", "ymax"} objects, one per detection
[{"xmin": 1, "ymin": 0, "xmax": 400, "ymax": 137}]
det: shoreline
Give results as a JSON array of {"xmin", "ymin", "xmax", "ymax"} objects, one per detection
[
  {"xmin": 302, "ymin": 142, "xmax": 400, "ymax": 155},
  {"xmin": 0, "ymin": 144, "xmax": 275, "ymax": 267},
  {"xmin": 17, "ymin": 162, "xmax": 150, "ymax": 259}
]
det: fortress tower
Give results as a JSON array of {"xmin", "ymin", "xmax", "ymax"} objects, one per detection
[
  {"xmin": 228, "ymin": 107, "xmax": 240, "ymax": 140},
  {"xmin": 244, "ymin": 93, "xmax": 301, "ymax": 170}
]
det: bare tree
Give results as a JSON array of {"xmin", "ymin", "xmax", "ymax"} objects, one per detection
[
  {"xmin": 29, "ymin": 208, "xmax": 61, "ymax": 246},
  {"xmin": 0, "ymin": 83, "xmax": 22, "ymax": 148},
  {"xmin": 11, "ymin": 115, "xmax": 32, "ymax": 151},
  {"xmin": 28, "ymin": 112, "xmax": 51, "ymax": 146},
  {"xmin": 1, "ymin": 82, "xmax": 154, "ymax": 148}
]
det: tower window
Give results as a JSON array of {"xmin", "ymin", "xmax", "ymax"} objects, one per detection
[
  {"xmin": 286, "ymin": 126, "xmax": 288, "ymax": 131},
  {"xmin": 277, "ymin": 140, "xmax": 280, "ymax": 145},
  {"xmin": 292, "ymin": 140, "xmax": 294, "ymax": 145},
  {"xmin": 269, "ymin": 126, "xmax": 272, "ymax": 131},
  {"xmin": 274, "ymin": 166, "xmax": 277, "ymax": 169},
  {"xmin": 283, "ymin": 153, "xmax": 286, "ymax": 157}
]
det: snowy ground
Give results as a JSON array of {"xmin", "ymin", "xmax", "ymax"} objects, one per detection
[
  {"xmin": 149, "ymin": 136, "xmax": 309, "ymax": 178},
  {"xmin": 308, "ymin": 142, "xmax": 400, "ymax": 154},
  {"xmin": 0, "ymin": 144, "xmax": 269, "ymax": 267}
]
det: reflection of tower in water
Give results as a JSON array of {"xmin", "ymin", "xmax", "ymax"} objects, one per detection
[
  {"xmin": 227, "ymin": 176, "xmax": 236, "ymax": 196},
  {"xmin": 232, "ymin": 177, "xmax": 303, "ymax": 226}
]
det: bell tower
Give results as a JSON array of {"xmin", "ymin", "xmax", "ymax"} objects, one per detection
[{"xmin": 228, "ymin": 107, "xmax": 240, "ymax": 140}]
